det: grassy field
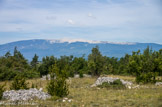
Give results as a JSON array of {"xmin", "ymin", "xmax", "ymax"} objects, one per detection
[{"xmin": 0, "ymin": 75, "xmax": 162, "ymax": 107}]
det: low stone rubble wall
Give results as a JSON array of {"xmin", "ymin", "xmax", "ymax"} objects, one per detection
[
  {"xmin": 3, "ymin": 88, "xmax": 51, "ymax": 102},
  {"xmin": 91, "ymin": 77, "xmax": 133, "ymax": 88},
  {"xmin": 155, "ymin": 82, "xmax": 162, "ymax": 86}
]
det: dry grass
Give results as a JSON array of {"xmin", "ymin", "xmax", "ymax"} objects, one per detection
[{"xmin": 0, "ymin": 75, "xmax": 162, "ymax": 107}]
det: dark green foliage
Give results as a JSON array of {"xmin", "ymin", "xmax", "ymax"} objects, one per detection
[
  {"xmin": 0, "ymin": 84, "xmax": 5, "ymax": 100},
  {"xmin": 0, "ymin": 46, "xmax": 161, "ymax": 85},
  {"xmin": 22, "ymin": 70, "xmax": 40, "ymax": 79},
  {"xmin": 10, "ymin": 75, "xmax": 29, "ymax": 90},
  {"xmin": 47, "ymin": 77, "xmax": 69, "ymax": 97},
  {"xmin": 98, "ymin": 79, "xmax": 126, "ymax": 89},
  {"xmin": 126, "ymin": 46, "xmax": 161, "ymax": 84},
  {"xmin": 0, "ymin": 67, "xmax": 18, "ymax": 81},
  {"xmin": 79, "ymin": 70, "xmax": 83, "ymax": 78},
  {"xmin": 136, "ymin": 72, "xmax": 156, "ymax": 84},
  {"xmin": 38, "ymin": 56, "xmax": 56, "ymax": 76},
  {"xmin": 72, "ymin": 56, "xmax": 88, "ymax": 74},
  {"xmin": 0, "ymin": 47, "xmax": 39, "ymax": 81},
  {"xmin": 103, "ymin": 57, "xmax": 119, "ymax": 75},
  {"xmin": 31, "ymin": 54, "xmax": 39, "ymax": 69},
  {"xmin": 47, "ymin": 64, "xmax": 69, "ymax": 98},
  {"xmin": 88, "ymin": 46, "xmax": 104, "ymax": 76}
]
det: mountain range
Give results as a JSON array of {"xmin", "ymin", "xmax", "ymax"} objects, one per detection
[{"xmin": 0, "ymin": 39, "xmax": 161, "ymax": 61}]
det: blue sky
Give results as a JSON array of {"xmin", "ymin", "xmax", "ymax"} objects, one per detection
[{"xmin": 0, "ymin": 0, "xmax": 162, "ymax": 44}]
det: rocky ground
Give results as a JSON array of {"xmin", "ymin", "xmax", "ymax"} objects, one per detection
[
  {"xmin": 0, "ymin": 76, "xmax": 161, "ymax": 106},
  {"xmin": 3, "ymin": 88, "xmax": 51, "ymax": 102},
  {"xmin": 91, "ymin": 77, "xmax": 133, "ymax": 88}
]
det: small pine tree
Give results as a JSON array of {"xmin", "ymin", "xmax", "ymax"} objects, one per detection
[
  {"xmin": 31, "ymin": 54, "xmax": 39, "ymax": 69},
  {"xmin": 47, "ymin": 64, "xmax": 69, "ymax": 98},
  {"xmin": 88, "ymin": 46, "xmax": 104, "ymax": 76},
  {"xmin": 79, "ymin": 70, "xmax": 83, "ymax": 78},
  {"xmin": 10, "ymin": 75, "xmax": 29, "ymax": 90}
]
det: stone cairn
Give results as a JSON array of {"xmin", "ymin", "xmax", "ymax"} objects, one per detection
[
  {"xmin": 3, "ymin": 88, "xmax": 51, "ymax": 102},
  {"xmin": 91, "ymin": 77, "xmax": 133, "ymax": 88}
]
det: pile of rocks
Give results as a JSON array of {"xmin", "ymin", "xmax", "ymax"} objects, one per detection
[
  {"xmin": 74, "ymin": 74, "xmax": 92, "ymax": 78},
  {"xmin": 74, "ymin": 74, "xmax": 80, "ymax": 78},
  {"xmin": 3, "ymin": 88, "xmax": 51, "ymax": 102},
  {"xmin": 91, "ymin": 77, "xmax": 133, "ymax": 88},
  {"xmin": 155, "ymin": 82, "xmax": 162, "ymax": 86},
  {"xmin": 41, "ymin": 74, "xmax": 92, "ymax": 80},
  {"xmin": 41, "ymin": 74, "xmax": 51, "ymax": 80},
  {"xmin": 83, "ymin": 74, "xmax": 92, "ymax": 78},
  {"xmin": 62, "ymin": 97, "xmax": 72, "ymax": 103}
]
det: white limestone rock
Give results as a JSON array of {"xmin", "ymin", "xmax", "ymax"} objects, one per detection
[
  {"xmin": 91, "ymin": 77, "xmax": 133, "ymax": 88},
  {"xmin": 3, "ymin": 88, "xmax": 51, "ymax": 102},
  {"xmin": 155, "ymin": 82, "xmax": 162, "ymax": 86}
]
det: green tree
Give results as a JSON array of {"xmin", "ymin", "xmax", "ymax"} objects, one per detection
[
  {"xmin": 88, "ymin": 46, "xmax": 104, "ymax": 76},
  {"xmin": 5, "ymin": 51, "xmax": 11, "ymax": 58},
  {"xmin": 47, "ymin": 64, "xmax": 69, "ymax": 97},
  {"xmin": 31, "ymin": 54, "xmax": 39, "ymax": 69},
  {"xmin": 10, "ymin": 75, "xmax": 29, "ymax": 90},
  {"xmin": 72, "ymin": 56, "xmax": 88, "ymax": 74},
  {"xmin": 38, "ymin": 56, "xmax": 56, "ymax": 76},
  {"xmin": 127, "ymin": 46, "xmax": 158, "ymax": 84}
]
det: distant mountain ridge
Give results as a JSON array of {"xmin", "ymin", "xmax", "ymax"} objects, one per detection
[
  {"xmin": 0, "ymin": 39, "xmax": 161, "ymax": 61},
  {"xmin": 46, "ymin": 39, "xmax": 136, "ymax": 45}
]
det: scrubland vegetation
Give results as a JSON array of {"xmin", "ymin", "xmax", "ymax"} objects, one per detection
[
  {"xmin": 0, "ymin": 46, "xmax": 161, "ymax": 106},
  {"xmin": 0, "ymin": 76, "xmax": 162, "ymax": 107}
]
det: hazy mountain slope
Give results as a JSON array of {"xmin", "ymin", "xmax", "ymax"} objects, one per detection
[{"xmin": 0, "ymin": 39, "xmax": 161, "ymax": 61}]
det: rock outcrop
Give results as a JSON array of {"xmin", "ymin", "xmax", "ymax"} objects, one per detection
[
  {"xmin": 155, "ymin": 82, "xmax": 162, "ymax": 86},
  {"xmin": 91, "ymin": 77, "xmax": 133, "ymax": 88},
  {"xmin": 41, "ymin": 74, "xmax": 51, "ymax": 80},
  {"xmin": 3, "ymin": 88, "xmax": 51, "ymax": 101}
]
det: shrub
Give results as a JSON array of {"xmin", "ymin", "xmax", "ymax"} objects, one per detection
[
  {"xmin": 47, "ymin": 77, "xmax": 69, "ymax": 97},
  {"xmin": 10, "ymin": 75, "xmax": 29, "ymax": 90},
  {"xmin": 98, "ymin": 79, "xmax": 126, "ymax": 89},
  {"xmin": 79, "ymin": 70, "xmax": 83, "ymax": 78},
  {"xmin": 31, "ymin": 82, "xmax": 38, "ymax": 88},
  {"xmin": 136, "ymin": 72, "xmax": 156, "ymax": 84},
  {"xmin": 22, "ymin": 70, "xmax": 40, "ymax": 79},
  {"xmin": 0, "ymin": 84, "xmax": 5, "ymax": 100},
  {"xmin": 47, "ymin": 64, "xmax": 69, "ymax": 98}
]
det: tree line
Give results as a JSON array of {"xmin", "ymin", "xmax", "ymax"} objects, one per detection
[{"xmin": 0, "ymin": 46, "xmax": 161, "ymax": 83}]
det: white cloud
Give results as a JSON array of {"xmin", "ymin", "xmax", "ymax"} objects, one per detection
[
  {"xmin": 67, "ymin": 19, "xmax": 75, "ymax": 25},
  {"xmin": 0, "ymin": 0, "xmax": 161, "ymax": 44},
  {"xmin": 0, "ymin": 0, "xmax": 161, "ymax": 31}
]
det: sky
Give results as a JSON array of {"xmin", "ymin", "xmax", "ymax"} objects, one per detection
[{"xmin": 0, "ymin": 0, "xmax": 162, "ymax": 44}]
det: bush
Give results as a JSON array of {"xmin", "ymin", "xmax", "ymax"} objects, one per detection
[
  {"xmin": 10, "ymin": 75, "xmax": 29, "ymax": 90},
  {"xmin": 0, "ymin": 84, "xmax": 5, "ymax": 100},
  {"xmin": 98, "ymin": 79, "xmax": 126, "ymax": 89},
  {"xmin": 136, "ymin": 72, "xmax": 156, "ymax": 84},
  {"xmin": 47, "ymin": 64, "xmax": 69, "ymax": 98},
  {"xmin": 79, "ymin": 70, "xmax": 83, "ymax": 78},
  {"xmin": 22, "ymin": 70, "xmax": 40, "ymax": 79},
  {"xmin": 47, "ymin": 77, "xmax": 69, "ymax": 97}
]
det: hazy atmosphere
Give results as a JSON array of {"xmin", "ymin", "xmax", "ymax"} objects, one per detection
[{"xmin": 0, "ymin": 0, "xmax": 162, "ymax": 44}]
